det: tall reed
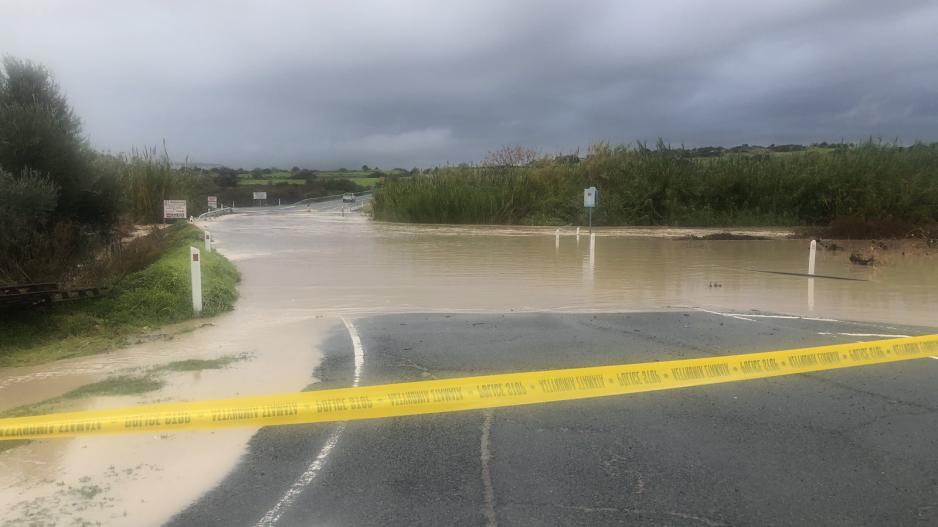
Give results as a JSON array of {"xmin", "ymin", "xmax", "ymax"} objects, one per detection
[{"xmin": 373, "ymin": 141, "xmax": 938, "ymax": 229}]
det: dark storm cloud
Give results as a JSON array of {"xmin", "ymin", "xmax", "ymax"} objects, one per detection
[{"xmin": 2, "ymin": 0, "xmax": 937, "ymax": 167}]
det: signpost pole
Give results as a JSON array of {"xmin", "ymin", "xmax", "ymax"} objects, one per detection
[{"xmin": 190, "ymin": 247, "xmax": 202, "ymax": 315}]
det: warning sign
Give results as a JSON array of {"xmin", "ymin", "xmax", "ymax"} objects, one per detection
[{"xmin": 163, "ymin": 200, "xmax": 187, "ymax": 219}]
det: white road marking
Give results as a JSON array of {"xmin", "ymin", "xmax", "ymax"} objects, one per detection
[
  {"xmin": 255, "ymin": 316, "xmax": 365, "ymax": 527},
  {"xmin": 692, "ymin": 308, "xmax": 756, "ymax": 322},
  {"xmin": 817, "ymin": 332, "xmax": 911, "ymax": 338},
  {"xmin": 480, "ymin": 409, "xmax": 497, "ymax": 527},
  {"xmin": 724, "ymin": 313, "xmax": 841, "ymax": 322},
  {"xmin": 693, "ymin": 308, "xmax": 844, "ymax": 323}
]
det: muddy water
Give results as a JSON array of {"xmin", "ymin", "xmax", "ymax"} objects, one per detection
[
  {"xmin": 218, "ymin": 208, "xmax": 937, "ymax": 326},
  {"xmin": 2, "ymin": 205, "xmax": 936, "ymax": 526},
  {"xmin": 0, "ymin": 296, "xmax": 339, "ymax": 525}
]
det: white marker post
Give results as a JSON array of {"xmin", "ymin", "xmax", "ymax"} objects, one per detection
[
  {"xmin": 190, "ymin": 247, "xmax": 202, "ymax": 315},
  {"xmin": 204, "ymin": 231, "xmax": 212, "ymax": 252},
  {"xmin": 555, "ymin": 228, "xmax": 560, "ymax": 250},
  {"xmin": 808, "ymin": 239, "xmax": 817, "ymax": 276},
  {"xmin": 807, "ymin": 239, "xmax": 817, "ymax": 312},
  {"xmin": 589, "ymin": 233, "xmax": 596, "ymax": 269}
]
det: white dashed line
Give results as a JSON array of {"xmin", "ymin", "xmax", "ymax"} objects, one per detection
[
  {"xmin": 255, "ymin": 316, "xmax": 365, "ymax": 527},
  {"xmin": 692, "ymin": 308, "xmax": 756, "ymax": 322},
  {"xmin": 480, "ymin": 410, "xmax": 497, "ymax": 527}
]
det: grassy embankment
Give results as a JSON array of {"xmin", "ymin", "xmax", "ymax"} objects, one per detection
[
  {"xmin": 373, "ymin": 141, "xmax": 938, "ymax": 236},
  {"xmin": 0, "ymin": 223, "xmax": 240, "ymax": 367}
]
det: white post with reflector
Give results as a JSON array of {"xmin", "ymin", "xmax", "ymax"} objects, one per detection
[
  {"xmin": 190, "ymin": 247, "xmax": 202, "ymax": 315},
  {"xmin": 808, "ymin": 239, "xmax": 817, "ymax": 276}
]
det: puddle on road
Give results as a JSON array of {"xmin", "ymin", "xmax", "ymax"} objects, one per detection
[{"xmin": 2, "ymin": 207, "xmax": 936, "ymax": 525}]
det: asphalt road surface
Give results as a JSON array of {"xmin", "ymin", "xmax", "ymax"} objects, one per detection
[{"xmin": 168, "ymin": 310, "xmax": 938, "ymax": 527}]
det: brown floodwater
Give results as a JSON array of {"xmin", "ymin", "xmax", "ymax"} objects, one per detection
[
  {"xmin": 218, "ymin": 208, "xmax": 937, "ymax": 326},
  {"xmin": 1, "ymin": 205, "xmax": 936, "ymax": 525}
]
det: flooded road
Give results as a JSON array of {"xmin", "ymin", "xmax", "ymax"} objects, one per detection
[
  {"xmin": 217, "ymin": 207, "xmax": 936, "ymax": 326},
  {"xmin": 1, "ymin": 202, "xmax": 936, "ymax": 526}
]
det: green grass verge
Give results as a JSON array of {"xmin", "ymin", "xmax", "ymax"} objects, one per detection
[{"xmin": 0, "ymin": 224, "xmax": 240, "ymax": 367}]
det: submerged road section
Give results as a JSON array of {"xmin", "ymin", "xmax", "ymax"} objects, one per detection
[{"xmin": 170, "ymin": 311, "xmax": 938, "ymax": 527}]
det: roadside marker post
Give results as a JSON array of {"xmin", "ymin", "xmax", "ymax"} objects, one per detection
[
  {"xmin": 808, "ymin": 239, "xmax": 817, "ymax": 311},
  {"xmin": 190, "ymin": 247, "xmax": 202, "ymax": 315},
  {"xmin": 808, "ymin": 239, "xmax": 817, "ymax": 276},
  {"xmin": 589, "ymin": 232, "xmax": 596, "ymax": 270},
  {"xmin": 555, "ymin": 229, "xmax": 560, "ymax": 250},
  {"xmin": 204, "ymin": 231, "xmax": 213, "ymax": 252}
]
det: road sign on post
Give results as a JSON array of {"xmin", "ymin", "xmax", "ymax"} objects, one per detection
[
  {"xmin": 583, "ymin": 187, "xmax": 597, "ymax": 234},
  {"xmin": 163, "ymin": 200, "xmax": 187, "ymax": 220},
  {"xmin": 584, "ymin": 187, "xmax": 597, "ymax": 208},
  {"xmin": 252, "ymin": 191, "xmax": 267, "ymax": 207},
  {"xmin": 207, "ymin": 196, "xmax": 217, "ymax": 209},
  {"xmin": 190, "ymin": 247, "xmax": 202, "ymax": 314}
]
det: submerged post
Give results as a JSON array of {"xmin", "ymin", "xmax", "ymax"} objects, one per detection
[
  {"xmin": 589, "ymin": 232, "xmax": 596, "ymax": 269},
  {"xmin": 808, "ymin": 239, "xmax": 817, "ymax": 276},
  {"xmin": 190, "ymin": 247, "xmax": 202, "ymax": 315}
]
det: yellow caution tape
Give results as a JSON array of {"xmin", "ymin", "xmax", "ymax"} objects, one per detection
[{"xmin": 2, "ymin": 334, "xmax": 937, "ymax": 441}]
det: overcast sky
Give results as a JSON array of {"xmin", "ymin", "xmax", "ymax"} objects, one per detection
[{"xmin": 2, "ymin": 1, "xmax": 937, "ymax": 168}]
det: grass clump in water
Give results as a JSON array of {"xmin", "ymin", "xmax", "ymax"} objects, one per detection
[{"xmin": 153, "ymin": 353, "xmax": 247, "ymax": 372}]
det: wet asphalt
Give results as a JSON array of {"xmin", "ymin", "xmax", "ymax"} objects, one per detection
[{"xmin": 167, "ymin": 310, "xmax": 938, "ymax": 527}]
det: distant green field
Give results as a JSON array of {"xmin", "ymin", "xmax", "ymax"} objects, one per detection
[
  {"xmin": 318, "ymin": 169, "xmax": 406, "ymax": 178},
  {"xmin": 238, "ymin": 170, "xmax": 292, "ymax": 179},
  {"xmin": 234, "ymin": 168, "xmax": 403, "ymax": 188},
  {"xmin": 349, "ymin": 177, "xmax": 379, "ymax": 188},
  {"xmin": 238, "ymin": 178, "xmax": 306, "ymax": 186}
]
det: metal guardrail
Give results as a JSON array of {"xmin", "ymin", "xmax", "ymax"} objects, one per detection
[
  {"xmin": 0, "ymin": 283, "xmax": 109, "ymax": 309},
  {"xmin": 290, "ymin": 191, "xmax": 372, "ymax": 207},
  {"xmin": 197, "ymin": 207, "xmax": 235, "ymax": 220}
]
